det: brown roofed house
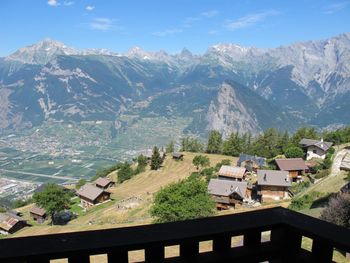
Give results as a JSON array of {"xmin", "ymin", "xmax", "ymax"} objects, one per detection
[
  {"xmin": 275, "ymin": 158, "xmax": 308, "ymax": 182},
  {"xmin": 218, "ymin": 165, "xmax": 246, "ymax": 181},
  {"xmin": 208, "ymin": 179, "xmax": 248, "ymax": 210},
  {"xmin": 0, "ymin": 212, "xmax": 27, "ymax": 234},
  {"xmin": 30, "ymin": 206, "xmax": 47, "ymax": 224},
  {"xmin": 95, "ymin": 177, "xmax": 115, "ymax": 189},
  {"xmin": 77, "ymin": 184, "xmax": 111, "ymax": 209},
  {"xmin": 257, "ymin": 170, "xmax": 291, "ymax": 202}
]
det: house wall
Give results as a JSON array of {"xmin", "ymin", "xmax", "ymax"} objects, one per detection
[
  {"xmin": 260, "ymin": 185, "xmax": 289, "ymax": 202},
  {"xmin": 30, "ymin": 213, "xmax": 46, "ymax": 224},
  {"xmin": 306, "ymin": 146, "xmax": 326, "ymax": 160}
]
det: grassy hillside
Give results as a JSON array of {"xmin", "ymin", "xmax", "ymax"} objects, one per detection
[{"xmin": 13, "ymin": 152, "xmax": 238, "ymax": 237}]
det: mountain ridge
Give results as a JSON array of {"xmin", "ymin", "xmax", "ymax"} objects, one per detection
[{"xmin": 1, "ymin": 33, "xmax": 350, "ymax": 134}]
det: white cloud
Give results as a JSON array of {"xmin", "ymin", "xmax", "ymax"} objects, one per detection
[
  {"xmin": 63, "ymin": 1, "xmax": 74, "ymax": 6},
  {"xmin": 152, "ymin": 28, "xmax": 183, "ymax": 37},
  {"xmin": 224, "ymin": 10, "xmax": 279, "ymax": 31},
  {"xmin": 201, "ymin": 10, "xmax": 219, "ymax": 18},
  {"xmin": 48, "ymin": 0, "xmax": 59, "ymax": 6},
  {"xmin": 89, "ymin": 18, "xmax": 122, "ymax": 32},
  {"xmin": 86, "ymin": 5, "xmax": 95, "ymax": 11},
  {"xmin": 323, "ymin": 2, "xmax": 348, "ymax": 14}
]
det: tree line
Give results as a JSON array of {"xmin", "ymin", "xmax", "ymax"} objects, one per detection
[{"xmin": 179, "ymin": 126, "xmax": 350, "ymax": 159}]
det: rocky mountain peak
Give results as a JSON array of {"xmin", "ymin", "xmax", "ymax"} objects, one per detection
[{"xmin": 6, "ymin": 39, "xmax": 79, "ymax": 64}]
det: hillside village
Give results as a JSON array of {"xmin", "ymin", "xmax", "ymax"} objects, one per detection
[{"xmin": 0, "ymin": 126, "xmax": 349, "ymax": 241}]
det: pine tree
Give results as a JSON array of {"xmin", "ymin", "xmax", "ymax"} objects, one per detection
[
  {"xmin": 151, "ymin": 146, "xmax": 162, "ymax": 170},
  {"xmin": 206, "ymin": 130, "xmax": 222, "ymax": 154}
]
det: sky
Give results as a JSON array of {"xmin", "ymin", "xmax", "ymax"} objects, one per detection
[{"xmin": 0, "ymin": 0, "xmax": 350, "ymax": 56}]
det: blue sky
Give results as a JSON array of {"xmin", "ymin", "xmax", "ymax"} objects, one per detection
[{"xmin": 0, "ymin": 0, "xmax": 350, "ymax": 56}]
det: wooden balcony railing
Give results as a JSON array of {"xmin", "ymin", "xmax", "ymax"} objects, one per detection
[{"xmin": 0, "ymin": 207, "xmax": 349, "ymax": 263}]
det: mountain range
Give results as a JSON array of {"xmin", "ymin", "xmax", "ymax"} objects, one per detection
[{"xmin": 1, "ymin": 33, "xmax": 350, "ymax": 136}]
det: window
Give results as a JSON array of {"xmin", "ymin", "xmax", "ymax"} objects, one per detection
[{"xmin": 313, "ymin": 150, "xmax": 317, "ymax": 154}]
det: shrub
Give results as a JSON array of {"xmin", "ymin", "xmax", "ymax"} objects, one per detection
[
  {"xmin": 314, "ymin": 169, "xmax": 329, "ymax": 179},
  {"xmin": 284, "ymin": 146, "xmax": 305, "ymax": 158},
  {"xmin": 289, "ymin": 191, "xmax": 324, "ymax": 211},
  {"xmin": 320, "ymin": 193, "xmax": 350, "ymax": 228}
]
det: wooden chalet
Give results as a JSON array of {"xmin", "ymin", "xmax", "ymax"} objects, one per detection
[
  {"xmin": 208, "ymin": 179, "xmax": 248, "ymax": 210},
  {"xmin": 95, "ymin": 177, "xmax": 115, "ymax": 189},
  {"xmin": 0, "ymin": 212, "xmax": 27, "ymax": 235},
  {"xmin": 257, "ymin": 170, "xmax": 291, "ymax": 202},
  {"xmin": 218, "ymin": 165, "xmax": 246, "ymax": 181},
  {"xmin": 237, "ymin": 154, "xmax": 266, "ymax": 172},
  {"xmin": 76, "ymin": 184, "xmax": 111, "ymax": 209},
  {"xmin": 299, "ymin": 138, "xmax": 333, "ymax": 160},
  {"xmin": 172, "ymin": 152, "xmax": 184, "ymax": 160},
  {"xmin": 30, "ymin": 206, "xmax": 47, "ymax": 224},
  {"xmin": 275, "ymin": 158, "xmax": 308, "ymax": 182}
]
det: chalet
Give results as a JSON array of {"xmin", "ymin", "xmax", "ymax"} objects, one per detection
[
  {"xmin": 0, "ymin": 212, "xmax": 27, "ymax": 235},
  {"xmin": 340, "ymin": 153, "xmax": 350, "ymax": 171},
  {"xmin": 275, "ymin": 158, "xmax": 308, "ymax": 182},
  {"xmin": 218, "ymin": 165, "xmax": 246, "ymax": 181},
  {"xmin": 257, "ymin": 170, "xmax": 291, "ymax": 202},
  {"xmin": 95, "ymin": 177, "xmax": 115, "ymax": 189},
  {"xmin": 30, "ymin": 206, "xmax": 47, "ymax": 224},
  {"xmin": 299, "ymin": 138, "xmax": 333, "ymax": 160},
  {"xmin": 208, "ymin": 179, "xmax": 247, "ymax": 210},
  {"xmin": 172, "ymin": 152, "xmax": 184, "ymax": 160},
  {"xmin": 76, "ymin": 184, "xmax": 111, "ymax": 209},
  {"xmin": 237, "ymin": 154, "xmax": 266, "ymax": 172}
]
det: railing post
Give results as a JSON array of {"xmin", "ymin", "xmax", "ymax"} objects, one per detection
[
  {"xmin": 68, "ymin": 254, "xmax": 90, "ymax": 263},
  {"xmin": 213, "ymin": 235, "xmax": 231, "ymax": 252},
  {"xmin": 145, "ymin": 245, "xmax": 164, "ymax": 263},
  {"xmin": 271, "ymin": 227, "xmax": 302, "ymax": 263},
  {"xmin": 180, "ymin": 240, "xmax": 199, "ymax": 259},
  {"xmin": 107, "ymin": 250, "xmax": 128, "ymax": 263},
  {"xmin": 244, "ymin": 230, "xmax": 261, "ymax": 247},
  {"xmin": 312, "ymin": 240, "xmax": 333, "ymax": 263}
]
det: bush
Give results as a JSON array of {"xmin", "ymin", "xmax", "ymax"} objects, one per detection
[
  {"xmin": 314, "ymin": 169, "xmax": 329, "ymax": 179},
  {"xmin": 320, "ymin": 193, "xmax": 350, "ymax": 228},
  {"xmin": 284, "ymin": 146, "xmax": 305, "ymax": 158},
  {"xmin": 290, "ymin": 181, "xmax": 310, "ymax": 195},
  {"xmin": 289, "ymin": 191, "xmax": 324, "ymax": 211},
  {"xmin": 75, "ymin": 179, "xmax": 86, "ymax": 189},
  {"xmin": 150, "ymin": 177, "xmax": 215, "ymax": 223},
  {"xmin": 117, "ymin": 162, "xmax": 134, "ymax": 183},
  {"xmin": 14, "ymin": 198, "xmax": 32, "ymax": 208}
]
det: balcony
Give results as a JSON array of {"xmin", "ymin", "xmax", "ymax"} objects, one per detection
[{"xmin": 0, "ymin": 207, "xmax": 349, "ymax": 263}]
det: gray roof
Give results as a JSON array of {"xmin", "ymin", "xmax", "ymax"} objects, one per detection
[
  {"xmin": 218, "ymin": 165, "xmax": 246, "ymax": 179},
  {"xmin": 299, "ymin": 138, "xmax": 332, "ymax": 151},
  {"xmin": 238, "ymin": 154, "xmax": 266, "ymax": 167},
  {"xmin": 208, "ymin": 179, "xmax": 247, "ymax": 199},
  {"xmin": 257, "ymin": 170, "xmax": 291, "ymax": 187},
  {"xmin": 172, "ymin": 152, "xmax": 183, "ymax": 158},
  {"xmin": 77, "ymin": 184, "xmax": 105, "ymax": 201}
]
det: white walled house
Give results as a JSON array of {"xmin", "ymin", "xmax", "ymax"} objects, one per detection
[{"xmin": 299, "ymin": 138, "xmax": 333, "ymax": 160}]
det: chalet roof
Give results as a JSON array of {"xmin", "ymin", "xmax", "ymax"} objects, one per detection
[
  {"xmin": 0, "ymin": 212, "xmax": 26, "ymax": 232},
  {"xmin": 340, "ymin": 153, "xmax": 350, "ymax": 171},
  {"xmin": 275, "ymin": 158, "xmax": 308, "ymax": 171},
  {"xmin": 30, "ymin": 206, "xmax": 46, "ymax": 217},
  {"xmin": 172, "ymin": 152, "xmax": 183, "ymax": 158},
  {"xmin": 237, "ymin": 154, "xmax": 266, "ymax": 167},
  {"xmin": 299, "ymin": 138, "xmax": 332, "ymax": 152},
  {"xmin": 218, "ymin": 165, "xmax": 246, "ymax": 179},
  {"xmin": 257, "ymin": 170, "xmax": 291, "ymax": 187},
  {"xmin": 76, "ymin": 184, "xmax": 105, "ymax": 201},
  {"xmin": 208, "ymin": 179, "xmax": 247, "ymax": 199},
  {"xmin": 95, "ymin": 177, "xmax": 112, "ymax": 188}
]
